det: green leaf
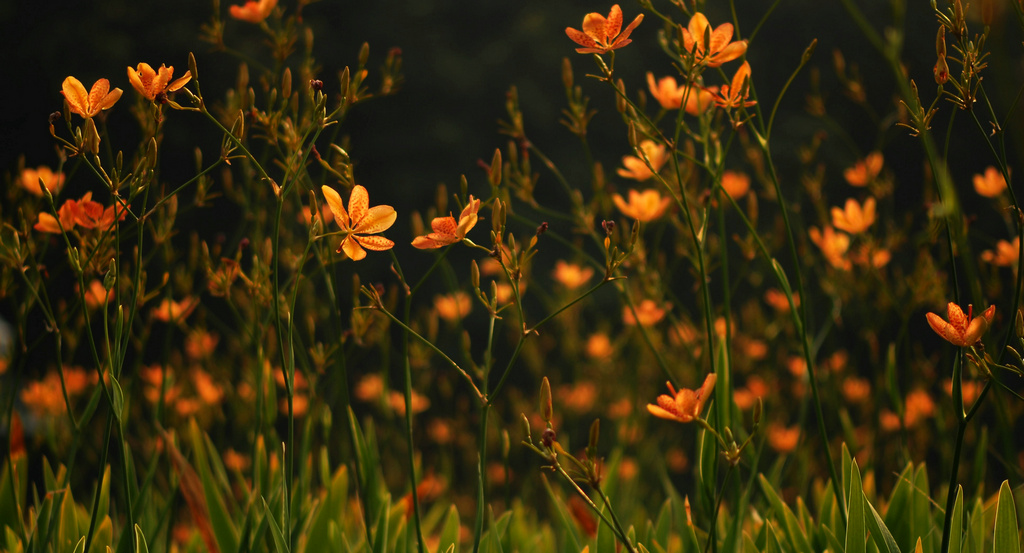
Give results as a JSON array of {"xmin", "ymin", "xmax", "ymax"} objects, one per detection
[
  {"xmin": 307, "ymin": 466, "xmax": 349, "ymax": 551},
  {"xmin": 133, "ymin": 524, "xmax": 149, "ymax": 553},
  {"xmin": 370, "ymin": 493, "xmax": 391, "ymax": 553},
  {"xmin": 758, "ymin": 474, "xmax": 813, "ymax": 553},
  {"xmin": 109, "ymin": 376, "xmax": 125, "ymax": 422},
  {"xmin": 884, "ymin": 464, "xmax": 914, "ymax": 550},
  {"xmin": 966, "ymin": 498, "xmax": 984, "ymax": 553},
  {"xmin": 949, "ymin": 485, "xmax": 963, "ymax": 553},
  {"xmin": 911, "ymin": 465, "xmax": 930, "ymax": 551},
  {"xmin": 57, "ymin": 487, "xmax": 80, "ymax": 553},
  {"xmin": 187, "ymin": 420, "xmax": 239, "ymax": 553},
  {"xmin": 540, "ymin": 475, "xmax": 582, "ymax": 551},
  {"xmin": 992, "ymin": 480, "xmax": 1020, "ymax": 553},
  {"xmin": 846, "ymin": 461, "xmax": 866, "ymax": 553},
  {"xmin": 863, "ymin": 490, "xmax": 902, "ymax": 553},
  {"xmin": 437, "ymin": 504, "xmax": 460, "ymax": 553},
  {"xmin": 73, "ymin": 536, "xmax": 86, "ymax": 553},
  {"xmin": 696, "ymin": 404, "xmax": 718, "ymax": 516},
  {"xmin": 652, "ymin": 498, "xmax": 671, "ymax": 549},
  {"xmin": 261, "ymin": 497, "xmax": 290, "ymax": 553}
]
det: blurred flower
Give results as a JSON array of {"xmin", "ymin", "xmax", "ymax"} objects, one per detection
[
  {"xmin": 981, "ymin": 238, "xmax": 1020, "ymax": 267},
  {"xmin": 646, "ymin": 73, "xmax": 714, "ymax": 114},
  {"xmin": 412, "ymin": 196, "xmax": 480, "ymax": 249},
  {"xmin": 712, "ymin": 62, "xmax": 756, "ymax": 109},
  {"xmin": 20, "ymin": 376, "xmax": 66, "ymax": 417},
  {"xmin": 903, "ymin": 389, "xmax": 935, "ymax": 428},
  {"xmin": 299, "ymin": 204, "xmax": 334, "ymax": 226},
  {"xmin": 831, "ymin": 197, "xmax": 876, "ymax": 234},
  {"xmin": 926, "ymin": 303, "xmax": 995, "ymax": 347},
  {"xmin": 767, "ymin": 424, "xmax": 800, "ymax": 453},
  {"xmin": 558, "ymin": 381, "xmax": 597, "ymax": 413},
  {"xmin": 83, "ymin": 280, "xmax": 111, "ymax": 310},
  {"xmin": 841, "ymin": 377, "xmax": 871, "ymax": 403},
  {"xmin": 19, "ymin": 166, "xmax": 65, "ymax": 196},
  {"xmin": 647, "ymin": 373, "xmax": 716, "ymax": 423},
  {"xmin": 127, "ymin": 63, "xmax": 192, "ymax": 101},
  {"xmin": 321, "ymin": 185, "xmax": 396, "ymax": 261},
  {"xmin": 612, "ymin": 189, "xmax": 671, "ymax": 221},
  {"xmin": 624, "ymin": 299, "xmax": 668, "ymax": 326},
  {"xmin": 565, "ymin": 4, "xmax": 643, "ymax": 55},
  {"xmin": 585, "ymin": 332, "xmax": 614, "ymax": 359},
  {"xmin": 152, "ymin": 296, "xmax": 200, "ymax": 323},
  {"xmin": 680, "ymin": 12, "xmax": 748, "ymax": 67},
  {"xmin": 733, "ymin": 376, "xmax": 767, "ymax": 410},
  {"xmin": 61, "ymin": 76, "xmax": 122, "ymax": 119},
  {"xmin": 617, "ymin": 140, "xmax": 668, "ymax": 181},
  {"xmin": 388, "ymin": 390, "xmax": 430, "ymax": 416},
  {"xmin": 764, "ymin": 289, "xmax": 798, "ymax": 312},
  {"xmin": 229, "ymin": 0, "xmax": 276, "ymax": 23},
  {"xmin": 843, "ymin": 152, "xmax": 883, "ymax": 186},
  {"xmin": 192, "ymin": 369, "xmax": 224, "ymax": 405},
  {"xmin": 944, "ymin": 378, "xmax": 981, "ymax": 406},
  {"xmin": 720, "ymin": 170, "xmax": 750, "ymax": 200},
  {"xmin": 223, "ymin": 449, "xmax": 251, "ymax": 472},
  {"xmin": 808, "ymin": 226, "xmax": 851, "ymax": 270},
  {"xmin": 553, "ymin": 260, "xmax": 594, "ymax": 289},
  {"xmin": 973, "ymin": 166, "xmax": 1007, "ymax": 198},
  {"xmin": 185, "ymin": 330, "xmax": 219, "ymax": 360},
  {"xmin": 786, "ymin": 356, "xmax": 807, "ymax": 377},
  {"xmin": 355, "ymin": 374, "xmax": 384, "ymax": 402},
  {"xmin": 435, "ymin": 291, "xmax": 472, "ymax": 322}
]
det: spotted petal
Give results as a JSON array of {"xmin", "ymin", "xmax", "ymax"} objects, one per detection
[
  {"xmin": 354, "ymin": 235, "xmax": 395, "ymax": 251},
  {"xmin": 61, "ymin": 77, "xmax": 90, "ymax": 117},
  {"xmin": 321, "ymin": 186, "xmax": 350, "ymax": 229},
  {"xmin": 354, "ymin": 204, "xmax": 397, "ymax": 234}
]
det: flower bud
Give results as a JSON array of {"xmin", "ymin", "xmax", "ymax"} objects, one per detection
[
  {"xmin": 540, "ymin": 376, "xmax": 552, "ymax": 423},
  {"xmin": 470, "ymin": 260, "xmax": 480, "ymax": 290},
  {"xmin": 588, "ymin": 418, "xmax": 600, "ymax": 451},
  {"xmin": 489, "ymin": 148, "xmax": 502, "ymax": 188},
  {"xmin": 1016, "ymin": 309, "xmax": 1023, "ymax": 340},
  {"xmin": 83, "ymin": 118, "xmax": 100, "ymax": 155},
  {"xmin": 521, "ymin": 413, "xmax": 533, "ymax": 442},
  {"xmin": 561, "ymin": 57, "xmax": 574, "ymax": 91},
  {"xmin": 104, "ymin": 258, "xmax": 117, "ymax": 291}
]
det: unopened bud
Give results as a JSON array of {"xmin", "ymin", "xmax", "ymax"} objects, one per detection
[
  {"xmin": 489, "ymin": 148, "xmax": 502, "ymax": 188},
  {"xmin": 310, "ymin": 79, "xmax": 324, "ymax": 92},
  {"xmin": 540, "ymin": 377, "xmax": 552, "ymax": 423},
  {"xmin": 521, "ymin": 413, "xmax": 533, "ymax": 442},
  {"xmin": 104, "ymin": 258, "xmax": 117, "ymax": 291},
  {"xmin": 1016, "ymin": 309, "xmax": 1023, "ymax": 339},
  {"xmin": 561, "ymin": 57, "xmax": 574, "ymax": 90},
  {"xmin": 588, "ymin": 419, "xmax": 600, "ymax": 451},
  {"xmin": 83, "ymin": 118, "xmax": 100, "ymax": 155},
  {"xmin": 281, "ymin": 68, "xmax": 292, "ymax": 101},
  {"xmin": 602, "ymin": 220, "xmax": 615, "ymax": 236},
  {"xmin": 359, "ymin": 43, "xmax": 370, "ymax": 66},
  {"xmin": 536, "ymin": 222, "xmax": 548, "ymax": 236},
  {"xmin": 615, "ymin": 79, "xmax": 627, "ymax": 113},
  {"xmin": 470, "ymin": 260, "xmax": 480, "ymax": 290},
  {"xmin": 753, "ymin": 397, "xmax": 763, "ymax": 425}
]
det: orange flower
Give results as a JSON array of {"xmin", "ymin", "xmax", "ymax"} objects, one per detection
[
  {"xmin": 843, "ymin": 152, "xmax": 883, "ymax": 186},
  {"xmin": 623, "ymin": 299, "xmax": 668, "ymax": 326},
  {"xmin": 647, "ymin": 373, "xmax": 716, "ymax": 423},
  {"xmin": 565, "ymin": 4, "xmax": 643, "ymax": 55},
  {"xmin": 229, "ymin": 0, "xmax": 277, "ymax": 23},
  {"xmin": 553, "ymin": 260, "xmax": 594, "ymax": 289},
  {"xmin": 61, "ymin": 76, "xmax": 122, "ymax": 118},
  {"xmin": 712, "ymin": 61, "xmax": 756, "ymax": 109},
  {"xmin": 585, "ymin": 333, "xmax": 614, "ymax": 359},
  {"xmin": 720, "ymin": 170, "xmax": 750, "ymax": 200},
  {"xmin": 830, "ymin": 197, "xmax": 876, "ymax": 234},
  {"xmin": 766, "ymin": 424, "xmax": 800, "ymax": 453},
  {"xmin": 981, "ymin": 237, "xmax": 1020, "ymax": 267},
  {"xmin": 435, "ymin": 291, "xmax": 472, "ymax": 322},
  {"xmin": 127, "ymin": 63, "xmax": 192, "ymax": 102},
  {"xmin": 19, "ymin": 166, "xmax": 65, "ymax": 196},
  {"xmin": 926, "ymin": 302, "xmax": 995, "ymax": 347},
  {"xmin": 412, "ymin": 196, "xmax": 480, "ymax": 249},
  {"xmin": 321, "ymin": 185, "xmax": 396, "ymax": 260},
  {"xmin": 646, "ymin": 73, "xmax": 714, "ymax": 114},
  {"xmin": 612, "ymin": 189, "xmax": 671, "ymax": 222},
  {"xmin": 83, "ymin": 280, "xmax": 111, "ymax": 310},
  {"xmin": 152, "ymin": 297, "xmax": 200, "ymax": 323},
  {"xmin": 808, "ymin": 226, "xmax": 851, "ymax": 270},
  {"xmin": 617, "ymin": 140, "xmax": 668, "ymax": 181},
  {"xmin": 973, "ymin": 166, "xmax": 1007, "ymax": 198},
  {"xmin": 34, "ymin": 199, "xmax": 78, "ymax": 234},
  {"xmin": 680, "ymin": 12, "xmax": 748, "ymax": 68}
]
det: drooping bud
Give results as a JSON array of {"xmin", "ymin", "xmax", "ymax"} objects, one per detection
[{"xmin": 934, "ymin": 27, "xmax": 949, "ymax": 85}]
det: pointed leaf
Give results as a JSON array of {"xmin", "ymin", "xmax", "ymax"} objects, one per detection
[
  {"xmin": 993, "ymin": 480, "xmax": 1020, "ymax": 553},
  {"xmin": 864, "ymin": 490, "xmax": 902, "ymax": 553},
  {"xmin": 261, "ymin": 497, "xmax": 290, "ymax": 553},
  {"xmin": 846, "ymin": 461, "xmax": 866, "ymax": 553},
  {"xmin": 133, "ymin": 524, "xmax": 149, "ymax": 553},
  {"xmin": 949, "ymin": 485, "xmax": 963, "ymax": 553}
]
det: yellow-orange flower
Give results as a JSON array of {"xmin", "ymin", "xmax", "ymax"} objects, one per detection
[
  {"xmin": 680, "ymin": 12, "xmax": 748, "ymax": 67},
  {"xmin": 61, "ymin": 76, "xmax": 122, "ymax": 119},
  {"xmin": 435, "ymin": 291, "xmax": 472, "ymax": 323},
  {"xmin": 843, "ymin": 152, "xmax": 883, "ymax": 186},
  {"xmin": 412, "ymin": 196, "xmax": 480, "ymax": 249},
  {"xmin": 767, "ymin": 424, "xmax": 800, "ymax": 453},
  {"xmin": 553, "ymin": 260, "xmax": 595, "ymax": 289},
  {"xmin": 565, "ymin": 4, "xmax": 643, "ymax": 54},
  {"xmin": 617, "ymin": 140, "xmax": 668, "ymax": 181},
  {"xmin": 973, "ymin": 166, "xmax": 1007, "ymax": 198},
  {"xmin": 33, "ymin": 192, "xmax": 126, "ymax": 234},
  {"xmin": 830, "ymin": 197, "xmax": 876, "ymax": 234},
  {"xmin": 612, "ymin": 189, "xmax": 671, "ymax": 222},
  {"xmin": 152, "ymin": 297, "xmax": 200, "ymax": 323},
  {"xmin": 713, "ymin": 62, "xmax": 756, "ymax": 109},
  {"xmin": 926, "ymin": 302, "xmax": 995, "ymax": 347},
  {"xmin": 808, "ymin": 226, "xmax": 851, "ymax": 270},
  {"xmin": 646, "ymin": 73, "xmax": 714, "ymax": 114},
  {"xmin": 229, "ymin": 0, "xmax": 277, "ymax": 23},
  {"xmin": 321, "ymin": 185, "xmax": 396, "ymax": 261},
  {"xmin": 623, "ymin": 299, "xmax": 668, "ymax": 326},
  {"xmin": 981, "ymin": 237, "xmax": 1020, "ymax": 267},
  {"xmin": 720, "ymin": 170, "xmax": 750, "ymax": 200},
  {"xmin": 20, "ymin": 166, "xmax": 65, "ymax": 196},
  {"xmin": 127, "ymin": 63, "xmax": 192, "ymax": 102},
  {"xmin": 647, "ymin": 373, "xmax": 716, "ymax": 423}
]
